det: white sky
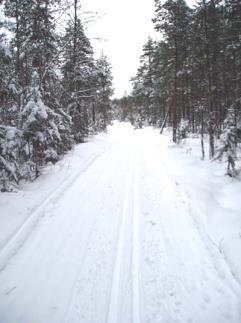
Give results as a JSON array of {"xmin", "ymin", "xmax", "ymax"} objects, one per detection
[{"xmin": 82, "ymin": 0, "xmax": 195, "ymax": 98}]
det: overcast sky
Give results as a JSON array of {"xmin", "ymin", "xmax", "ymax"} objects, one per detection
[{"xmin": 83, "ymin": 0, "xmax": 195, "ymax": 98}]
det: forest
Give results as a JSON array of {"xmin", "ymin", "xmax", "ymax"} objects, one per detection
[
  {"xmin": 1, "ymin": 0, "xmax": 241, "ymax": 192},
  {"xmin": 115, "ymin": 0, "xmax": 241, "ymax": 177},
  {"xmin": 1, "ymin": 2, "xmax": 241, "ymax": 321},
  {"xmin": 0, "ymin": 0, "xmax": 113, "ymax": 191}
]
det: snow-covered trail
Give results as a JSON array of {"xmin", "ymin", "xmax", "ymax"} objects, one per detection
[{"xmin": 0, "ymin": 124, "xmax": 241, "ymax": 323}]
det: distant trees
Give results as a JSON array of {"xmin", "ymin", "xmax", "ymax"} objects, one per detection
[
  {"xmin": 117, "ymin": 0, "xmax": 241, "ymax": 175},
  {"xmin": 95, "ymin": 54, "xmax": 113, "ymax": 131},
  {"xmin": 0, "ymin": 0, "xmax": 113, "ymax": 191},
  {"xmin": 131, "ymin": 38, "xmax": 155, "ymax": 124}
]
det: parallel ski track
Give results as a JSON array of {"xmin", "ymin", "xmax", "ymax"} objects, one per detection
[
  {"xmin": 107, "ymin": 139, "xmax": 141, "ymax": 323},
  {"xmin": 106, "ymin": 151, "xmax": 134, "ymax": 323},
  {"xmin": 0, "ymin": 141, "xmax": 114, "ymax": 272},
  {"xmin": 132, "ymin": 152, "xmax": 141, "ymax": 323}
]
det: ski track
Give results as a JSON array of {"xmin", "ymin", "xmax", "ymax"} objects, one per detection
[
  {"xmin": 106, "ymin": 144, "xmax": 134, "ymax": 323},
  {"xmin": 0, "ymin": 140, "xmax": 114, "ymax": 272},
  {"xmin": 0, "ymin": 124, "xmax": 241, "ymax": 323},
  {"xmin": 132, "ymin": 147, "xmax": 141, "ymax": 323}
]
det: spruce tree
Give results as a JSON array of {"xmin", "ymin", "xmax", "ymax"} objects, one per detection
[
  {"xmin": 0, "ymin": 33, "xmax": 23, "ymax": 191},
  {"xmin": 61, "ymin": 17, "xmax": 95, "ymax": 142},
  {"xmin": 95, "ymin": 54, "xmax": 113, "ymax": 131}
]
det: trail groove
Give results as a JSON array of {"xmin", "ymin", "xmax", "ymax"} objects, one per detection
[{"xmin": 0, "ymin": 124, "xmax": 240, "ymax": 323}]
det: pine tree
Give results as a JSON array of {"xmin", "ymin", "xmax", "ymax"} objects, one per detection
[
  {"xmin": 223, "ymin": 0, "xmax": 241, "ymax": 124},
  {"xmin": 22, "ymin": 71, "xmax": 61, "ymax": 174},
  {"xmin": 153, "ymin": 0, "xmax": 191, "ymax": 142},
  {"xmin": 215, "ymin": 107, "xmax": 239, "ymax": 176},
  {"xmin": 95, "ymin": 54, "xmax": 113, "ymax": 131},
  {"xmin": 192, "ymin": 0, "xmax": 223, "ymax": 157},
  {"xmin": 61, "ymin": 17, "xmax": 95, "ymax": 142},
  {"xmin": 4, "ymin": 0, "xmax": 31, "ymax": 86},
  {"xmin": 0, "ymin": 125, "xmax": 22, "ymax": 191},
  {"xmin": 0, "ymin": 33, "xmax": 14, "ymax": 126},
  {"xmin": 0, "ymin": 34, "xmax": 22, "ymax": 191},
  {"xmin": 121, "ymin": 0, "xmax": 241, "ymax": 172},
  {"xmin": 16, "ymin": 0, "xmax": 72, "ymax": 171},
  {"xmin": 131, "ymin": 38, "xmax": 157, "ymax": 126},
  {"xmin": 0, "ymin": 0, "xmax": 113, "ymax": 190}
]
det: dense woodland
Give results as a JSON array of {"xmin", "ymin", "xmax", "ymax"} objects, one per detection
[
  {"xmin": 115, "ymin": 0, "xmax": 241, "ymax": 176},
  {"xmin": 0, "ymin": 0, "xmax": 113, "ymax": 191},
  {"xmin": 1, "ymin": 0, "xmax": 241, "ymax": 192}
]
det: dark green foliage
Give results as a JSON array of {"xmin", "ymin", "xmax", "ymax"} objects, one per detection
[{"xmin": 0, "ymin": 1, "xmax": 113, "ymax": 191}]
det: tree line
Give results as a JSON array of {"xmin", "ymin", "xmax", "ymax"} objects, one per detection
[
  {"xmin": 115, "ymin": 0, "xmax": 241, "ymax": 176},
  {"xmin": 0, "ymin": 0, "xmax": 113, "ymax": 191}
]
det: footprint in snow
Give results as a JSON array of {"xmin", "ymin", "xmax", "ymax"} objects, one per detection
[
  {"xmin": 149, "ymin": 220, "xmax": 157, "ymax": 226},
  {"xmin": 4, "ymin": 286, "xmax": 17, "ymax": 296}
]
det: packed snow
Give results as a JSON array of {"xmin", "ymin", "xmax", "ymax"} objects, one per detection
[{"xmin": 0, "ymin": 122, "xmax": 241, "ymax": 323}]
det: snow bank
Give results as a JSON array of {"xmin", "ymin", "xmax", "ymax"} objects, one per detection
[
  {"xmin": 160, "ymin": 130, "xmax": 241, "ymax": 283},
  {"xmin": 0, "ymin": 122, "xmax": 240, "ymax": 283},
  {"xmin": 0, "ymin": 124, "xmax": 121, "ymax": 270}
]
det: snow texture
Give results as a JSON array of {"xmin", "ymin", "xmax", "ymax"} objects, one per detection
[{"xmin": 0, "ymin": 122, "xmax": 241, "ymax": 323}]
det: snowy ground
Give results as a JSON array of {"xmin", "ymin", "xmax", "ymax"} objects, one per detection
[{"xmin": 0, "ymin": 122, "xmax": 241, "ymax": 323}]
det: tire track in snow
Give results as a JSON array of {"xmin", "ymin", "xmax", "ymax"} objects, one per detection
[{"xmin": 0, "ymin": 141, "xmax": 114, "ymax": 272}]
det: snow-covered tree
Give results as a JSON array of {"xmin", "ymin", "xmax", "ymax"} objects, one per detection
[
  {"xmin": 131, "ymin": 38, "xmax": 156, "ymax": 125},
  {"xmin": 61, "ymin": 16, "xmax": 95, "ymax": 142},
  {"xmin": 22, "ymin": 71, "xmax": 61, "ymax": 176},
  {"xmin": 4, "ymin": 0, "xmax": 31, "ymax": 85},
  {"xmin": 0, "ymin": 33, "xmax": 13, "ymax": 125},
  {"xmin": 95, "ymin": 54, "xmax": 113, "ymax": 131},
  {"xmin": 0, "ymin": 126, "xmax": 22, "ymax": 191},
  {"xmin": 0, "ymin": 35, "xmax": 22, "ymax": 191},
  {"xmin": 153, "ymin": 0, "xmax": 191, "ymax": 142},
  {"xmin": 0, "ymin": 0, "xmax": 114, "ymax": 191},
  {"xmin": 215, "ymin": 107, "xmax": 240, "ymax": 176}
]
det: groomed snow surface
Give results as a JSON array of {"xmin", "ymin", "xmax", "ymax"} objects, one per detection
[{"xmin": 0, "ymin": 122, "xmax": 241, "ymax": 323}]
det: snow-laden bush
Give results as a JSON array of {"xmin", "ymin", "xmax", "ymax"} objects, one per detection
[
  {"xmin": 19, "ymin": 161, "xmax": 38, "ymax": 182},
  {"xmin": 22, "ymin": 72, "xmax": 62, "ymax": 172},
  {"xmin": 215, "ymin": 107, "xmax": 241, "ymax": 177},
  {"xmin": 45, "ymin": 148, "xmax": 59, "ymax": 164},
  {"xmin": 178, "ymin": 118, "xmax": 189, "ymax": 142},
  {"xmin": 0, "ymin": 126, "xmax": 22, "ymax": 191}
]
